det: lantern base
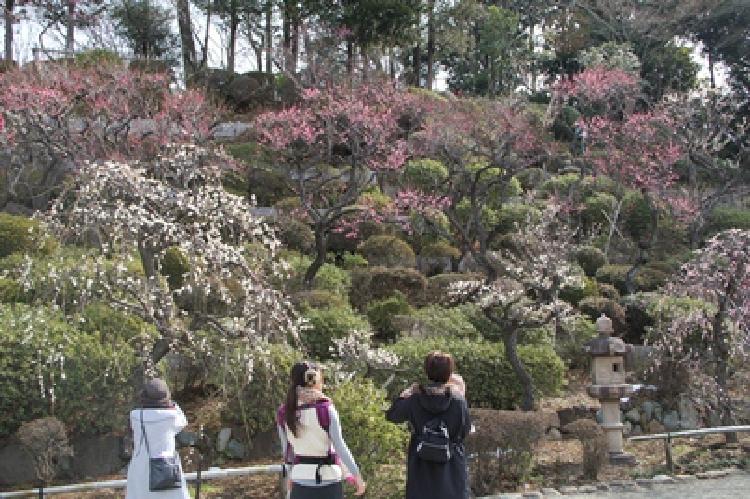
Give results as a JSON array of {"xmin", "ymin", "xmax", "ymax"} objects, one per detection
[{"xmin": 609, "ymin": 451, "xmax": 637, "ymax": 466}]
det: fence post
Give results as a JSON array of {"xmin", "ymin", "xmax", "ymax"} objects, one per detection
[{"xmin": 664, "ymin": 433, "xmax": 674, "ymax": 474}]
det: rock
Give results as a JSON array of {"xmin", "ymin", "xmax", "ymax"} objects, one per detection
[
  {"xmin": 641, "ymin": 401, "xmax": 656, "ymax": 423},
  {"xmin": 212, "ymin": 121, "xmax": 252, "ymax": 139},
  {"xmin": 70, "ymin": 435, "xmax": 126, "ymax": 479},
  {"xmin": 556, "ymin": 406, "xmax": 598, "ymax": 428},
  {"xmin": 631, "ymin": 424, "xmax": 643, "ymax": 436},
  {"xmin": 595, "ymin": 483, "xmax": 609, "ymax": 491},
  {"xmin": 696, "ymin": 470, "xmax": 729, "ymax": 479},
  {"xmin": 522, "ymin": 492, "xmax": 543, "ymax": 498},
  {"xmin": 624, "ymin": 408, "xmax": 641, "ymax": 424},
  {"xmin": 541, "ymin": 488, "xmax": 561, "ymax": 496},
  {"xmin": 708, "ymin": 411, "xmax": 722, "ymax": 427},
  {"xmin": 609, "ymin": 480, "xmax": 638, "ymax": 491},
  {"xmin": 623, "ymin": 420, "xmax": 633, "ymax": 436},
  {"xmin": 558, "ymin": 486, "xmax": 578, "ymax": 495},
  {"xmin": 679, "ymin": 395, "xmax": 700, "ymax": 430},
  {"xmin": 0, "ymin": 442, "xmax": 38, "ymax": 486},
  {"xmin": 217, "ymin": 428, "xmax": 232, "ymax": 452},
  {"xmin": 596, "ymin": 409, "xmax": 603, "ymax": 424},
  {"xmin": 663, "ymin": 410, "xmax": 680, "ymax": 431},
  {"xmin": 653, "ymin": 403, "xmax": 664, "ymax": 422},
  {"xmin": 175, "ymin": 431, "xmax": 198, "ymax": 448},
  {"xmin": 225, "ymin": 439, "xmax": 247, "ymax": 459},
  {"xmin": 635, "ymin": 478, "xmax": 654, "ymax": 488},
  {"xmin": 547, "ymin": 428, "xmax": 563, "ymax": 441},
  {"xmin": 646, "ymin": 420, "xmax": 665, "ymax": 434}
]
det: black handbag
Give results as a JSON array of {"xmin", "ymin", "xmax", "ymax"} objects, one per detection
[{"xmin": 140, "ymin": 409, "xmax": 183, "ymax": 491}]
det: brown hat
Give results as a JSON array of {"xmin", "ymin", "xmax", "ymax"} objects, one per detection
[{"xmin": 141, "ymin": 378, "xmax": 173, "ymax": 408}]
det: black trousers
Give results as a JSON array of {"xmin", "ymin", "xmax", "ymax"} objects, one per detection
[{"xmin": 289, "ymin": 481, "xmax": 343, "ymax": 499}]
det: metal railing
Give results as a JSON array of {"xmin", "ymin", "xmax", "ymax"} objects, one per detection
[
  {"xmin": 0, "ymin": 464, "xmax": 284, "ymax": 498},
  {"xmin": 628, "ymin": 425, "xmax": 750, "ymax": 473}
]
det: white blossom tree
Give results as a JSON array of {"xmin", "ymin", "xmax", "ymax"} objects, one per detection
[
  {"xmin": 18, "ymin": 145, "xmax": 301, "ymax": 382},
  {"xmin": 451, "ymin": 207, "xmax": 581, "ymax": 410}
]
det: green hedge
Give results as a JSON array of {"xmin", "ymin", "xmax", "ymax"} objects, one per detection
[
  {"xmin": 0, "ymin": 304, "xmax": 143, "ymax": 439},
  {"xmin": 495, "ymin": 204, "xmax": 541, "ymax": 234},
  {"xmin": 407, "ymin": 304, "xmax": 481, "ymax": 340},
  {"xmin": 277, "ymin": 219, "xmax": 315, "ymax": 254},
  {"xmin": 285, "ymin": 252, "xmax": 351, "ymax": 295},
  {"xmin": 705, "ymin": 207, "xmax": 750, "ymax": 235},
  {"xmin": 358, "ymin": 235, "xmax": 416, "ymax": 268},
  {"xmin": 0, "ymin": 213, "xmax": 50, "ymax": 258},
  {"xmin": 350, "ymin": 266, "xmax": 427, "ymax": 310},
  {"xmin": 559, "ymin": 276, "xmax": 598, "ymax": 306},
  {"xmin": 621, "ymin": 191, "xmax": 653, "ymax": 241},
  {"xmin": 0, "ymin": 277, "xmax": 24, "ymax": 303},
  {"xmin": 301, "ymin": 305, "xmax": 370, "ymax": 359},
  {"xmin": 576, "ymin": 246, "xmax": 606, "ymax": 277},
  {"xmin": 161, "ymin": 246, "xmax": 190, "ymax": 289},
  {"xmin": 383, "ymin": 338, "xmax": 564, "ymax": 410},
  {"xmin": 595, "ymin": 264, "xmax": 667, "ymax": 294},
  {"xmin": 578, "ymin": 297, "xmax": 627, "ymax": 335},
  {"xmin": 583, "ymin": 193, "xmax": 616, "ymax": 227},
  {"xmin": 367, "ymin": 292, "xmax": 412, "ymax": 341}
]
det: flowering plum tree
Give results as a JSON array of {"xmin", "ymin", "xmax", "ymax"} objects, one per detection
[
  {"xmin": 553, "ymin": 66, "xmax": 641, "ymax": 119},
  {"xmin": 253, "ymin": 84, "xmax": 416, "ymax": 286},
  {"xmin": 17, "ymin": 145, "xmax": 301, "ymax": 380},
  {"xmin": 403, "ymin": 98, "xmax": 545, "ymax": 281},
  {"xmin": 450, "ymin": 208, "xmax": 580, "ymax": 410},
  {"xmin": 653, "ymin": 229, "xmax": 750, "ymax": 442},
  {"xmin": 0, "ymin": 64, "xmax": 218, "ymax": 211}
]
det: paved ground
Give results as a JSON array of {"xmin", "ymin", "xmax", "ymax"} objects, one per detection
[{"xmin": 563, "ymin": 472, "xmax": 750, "ymax": 499}]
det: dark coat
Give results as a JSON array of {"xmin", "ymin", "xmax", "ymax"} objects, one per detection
[{"xmin": 386, "ymin": 385, "xmax": 471, "ymax": 499}]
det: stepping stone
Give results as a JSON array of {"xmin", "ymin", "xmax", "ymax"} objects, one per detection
[
  {"xmin": 651, "ymin": 475, "xmax": 675, "ymax": 484},
  {"xmin": 541, "ymin": 488, "xmax": 561, "ymax": 496},
  {"xmin": 577, "ymin": 485, "xmax": 598, "ymax": 494},
  {"xmin": 674, "ymin": 474, "xmax": 696, "ymax": 481},
  {"xmin": 559, "ymin": 486, "xmax": 578, "ymax": 495},
  {"xmin": 596, "ymin": 483, "xmax": 609, "ymax": 491},
  {"xmin": 635, "ymin": 478, "xmax": 654, "ymax": 488},
  {"xmin": 522, "ymin": 492, "xmax": 543, "ymax": 498}
]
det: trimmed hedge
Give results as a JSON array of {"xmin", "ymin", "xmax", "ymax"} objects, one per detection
[
  {"xmin": 496, "ymin": 204, "xmax": 541, "ymax": 234},
  {"xmin": 292, "ymin": 289, "xmax": 348, "ymax": 309},
  {"xmin": 583, "ymin": 193, "xmax": 616, "ymax": 227},
  {"xmin": 358, "ymin": 235, "xmax": 416, "ymax": 268},
  {"xmin": 350, "ymin": 266, "xmax": 427, "ymax": 310},
  {"xmin": 705, "ymin": 207, "xmax": 750, "ymax": 235},
  {"xmin": 161, "ymin": 246, "xmax": 190, "ymax": 289},
  {"xmin": 595, "ymin": 264, "xmax": 630, "ymax": 294},
  {"xmin": 595, "ymin": 264, "xmax": 667, "ymax": 294},
  {"xmin": 301, "ymin": 305, "xmax": 370, "ymax": 359},
  {"xmin": 621, "ymin": 191, "xmax": 653, "ymax": 241},
  {"xmin": 421, "ymin": 241, "xmax": 461, "ymax": 259},
  {"xmin": 0, "ymin": 213, "xmax": 46, "ymax": 258},
  {"xmin": 406, "ymin": 304, "xmax": 481, "ymax": 340},
  {"xmin": 559, "ymin": 276, "xmax": 598, "ymax": 306},
  {"xmin": 383, "ymin": 338, "xmax": 564, "ymax": 410},
  {"xmin": 0, "ymin": 278, "xmax": 24, "ymax": 303},
  {"xmin": 276, "ymin": 218, "xmax": 315, "ymax": 254},
  {"xmin": 576, "ymin": 246, "xmax": 606, "ymax": 277},
  {"xmin": 366, "ymin": 292, "xmax": 412, "ymax": 341}
]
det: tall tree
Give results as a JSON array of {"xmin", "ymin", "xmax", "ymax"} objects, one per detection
[
  {"xmin": 3, "ymin": 0, "xmax": 16, "ymax": 62},
  {"xmin": 175, "ymin": 0, "xmax": 198, "ymax": 82},
  {"xmin": 112, "ymin": 0, "xmax": 179, "ymax": 60}
]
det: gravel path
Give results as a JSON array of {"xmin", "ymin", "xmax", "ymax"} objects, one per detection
[{"xmin": 562, "ymin": 472, "xmax": 750, "ymax": 499}]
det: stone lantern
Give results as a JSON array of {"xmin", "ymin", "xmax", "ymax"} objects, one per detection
[{"xmin": 584, "ymin": 314, "xmax": 636, "ymax": 465}]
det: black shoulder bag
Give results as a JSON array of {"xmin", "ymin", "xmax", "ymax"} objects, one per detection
[
  {"xmin": 416, "ymin": 417, "xmax": 452, "ymax": 463},
  {"xmin": 139, "ymin": 409, "xmax": 183, "ymax": 491}
]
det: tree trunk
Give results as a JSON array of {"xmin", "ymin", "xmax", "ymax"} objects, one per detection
[
  {"xmin": 388, "ymin": 46, "xmax": 396, "ymax": 80},
  {"xmin": 304, "ymin": 226, "xmax": 328, "ymax": 287},
  {"xmin": 291, "ymin": 18, "xmax": 299, "ymax": 74},
  {"xmin": 227, "ymin": 0, "xmax": 238, "ymax": 74},
  {"xmin": 714, "ymin": 280, "xmax": 738, "ymax": 443},
  {"xmin": 346, "ymin": 40, "xmax": 354, "ymax": 76},
  {"xmin": 200, "ymin": 0, "xmax": 212, "ymax": 69},
  {"xmin": 176, "ymin": 0, "xmax": 198, "ymax": 83},
  {"xmin": 65, "ymin": 0, "xmax": 75, "ymax": 54},
  {"xmin": 708, "ymin": 48, "xmax": 716, "ymax": 89},
  {"xmin": 529, "ymin": 22, "xmax": 536, "ymax": 92},
  {"xmin": 282, "ymin": 2, "xmax": 290, "ymax": 71},
  {"xmin": 503, "ymin": 329, "xmax": 535, "ymax": 411},
  {"xmin": 4, "ymin": 0, "xmax": 14, "ymax": 63},
  {"xmin": 412, "ymin": 43, "xmax": 421, "ymax": 87},
  {"xmin": 425, "ymin": 0, "xmax": 436, "ymax": 90},
  {"xmin": 265, "ymin": 0, "xmax": 272, "ymax": 74}
]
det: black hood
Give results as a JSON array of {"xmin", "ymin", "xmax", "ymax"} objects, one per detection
[{"xmin": 416, "ymin": 385, "xmax": 454, "ymax": 414}]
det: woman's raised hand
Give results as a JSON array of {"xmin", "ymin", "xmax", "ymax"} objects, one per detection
[{"xmin": 353, "ymin": 476, "xmax": 367, "ymax": 496}]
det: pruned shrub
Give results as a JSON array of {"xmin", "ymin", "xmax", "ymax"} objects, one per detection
[
  {"xmin": 552, "ymin": 105, "xmax": 581, "ymax": 141},
  {"xmin": 576, "ymin": 246, "xmax": 606, "ymax": 277},
  {"xmin": 582, "ymin": 193, "xmax": 616, "ymax": 227},
  {"xmin": 555, "ymin": 315, "xmax": 597, "ymax": 368},
  {"xmin": 598, "ymin": 283, "xmax": 620, "ymax": 300},
  {"xmin": 496, "ymin": 204, "xmax": 541, "ymax": 234},
  {"xmin": 331, "ymin": 378, "xmax": 408, "ymax": 499},
  {"xmin": 405, "ymin": 304, "xmax": 481, "ymax": 340},
  {"xmin": 559, "ymin": 276, "xmax": 598, "ymax": 306},
  {"xmin": 16, "ymin": 417, "xmax": 73, "ymax": 486},
  {"xmin": 468, "ymin": 409, "xmax": 547, "ymax": 494},
  {"xmin": 564, "ymin": 419, "xmax": 608, "ymax": 480},
  {"xmin": 285, "ymin": 253, "xmax": 351, "ymax": 295},
  {"xmin": 705, "ymin": 206, "xmax": 750, "ymax": 235},
  {"xmin": 301, "ymin": 305, "xmax": 370, "ymax": 359},
  {"xmin": 350, "ymin": 266, "xmax": 427, "ymax": 310},
  {"xmin": 383, "ymin": 337, "xmax": 564, "ymax": 410},
  {"xmin": 0, "ymin": 213, "xmax": 47, "ymax": 258},
  {"xmin": 292, "ymin": 289, "xmax": 348, "ymax": 309},
  {"xmin": 366, "ymin": 292, "xmax": 412, "ymax": 341},
  {"xmin": 421, "ymin": 241, "xmax": 461, "ymax": 259},
  {"xmin": 276, "ymin": 218, "xmax": 315, "ymax": 254},
  {"xmin": 622, "ymin": 190, "xmax": 653, "ymax": 241},
  {"xmin": 358, "ymin": 235, "xmax": 416, "ymax": 268},
  {"xmin": 541, "ymin": 172, "xmax": 579, "ymax": 196},
  {"xmin": 161, "ymin": 246, "xmax": 190, "ymax": 289},
  {"xmin": 595, "ymin": 264, "xmax": 630, "ymax": 294},
  {"xmin": 0, "ymin": 277, "xmax": 24, "ymax": 303},
  {"xmin": 636, "ymin": 266, "xmax": 668, "ymax": 291},
  {"xmin": 514, "ymin": 168, "xmax": 547, "ymax": 191},
  {"xmin": 578, "ymin": 297, "xmax": 627, "ymax": 335}
]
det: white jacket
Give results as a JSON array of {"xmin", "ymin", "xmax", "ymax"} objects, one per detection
[{"xmin": 126, "ymin": 406, "xmax": 189, "ymax": 499}]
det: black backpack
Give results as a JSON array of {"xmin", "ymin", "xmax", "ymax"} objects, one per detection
[{"xmin": 416, "ymin": 417, "xmax": 452, "ymax": 464}]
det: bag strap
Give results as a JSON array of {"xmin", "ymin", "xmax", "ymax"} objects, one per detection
[
  {"xmin": 139, "ymin": 409, "xmax": 152, "ymax": 459},
  {"xmin": 314, "ymin": 400, "xmax": 331, "ymax": 434}
]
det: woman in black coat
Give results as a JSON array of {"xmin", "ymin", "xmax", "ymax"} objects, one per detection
[{"xmin": 386, "ymin": 351, "xmax": 472, "ymax": 499}]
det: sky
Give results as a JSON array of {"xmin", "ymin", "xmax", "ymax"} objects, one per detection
[{"xmin": 7, "ymin": 3, "xmax": 728, "ymax": 92}]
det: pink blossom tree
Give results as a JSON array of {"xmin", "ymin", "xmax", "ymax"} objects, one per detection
[
  {"xmin": 652, "ymin": 229, "xmax": 750, "ymax": 442},
  {"xmin": 0, "ymin": 64, "xmax": 218, "ymax": 212},
  {"xmin": 253, "ymin": 84, "xmax": 418, "ymax": 286}
]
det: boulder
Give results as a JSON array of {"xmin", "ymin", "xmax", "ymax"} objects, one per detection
[
  {"xmin": 646, "ymin": 420, "xmax": 666, "ymax": 434},
  {"xmin": 217, "ymin": 428, "xmax": 232, "ymax": 452},
  {"xmin": 640, "ymin": 401, "xmax": 656, "ymax": 423},
  {"xmin": 663, "ymin": 410, "xmax": 680, "ymax": 431},
  {"xmin": 225, "ymin": 439, "xmax": 247, "ymax": 460},
  {"xmin": 624, "ymin": 408, "xmax": 641, "ymax": 424},
  {"xmin": 0, "ymin": 441, "xmax": 37, "ymax": 486},
  {"xmin": 176, "ymin": 431, "xmax": 198, "ymax": 448},
  {"xmin": 679, "ymin": 395, "xmax": 700, "ymax": 430},
  {"xmin": 70, "ymin": 435, "xmax": 125, "ymax": 479}
]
